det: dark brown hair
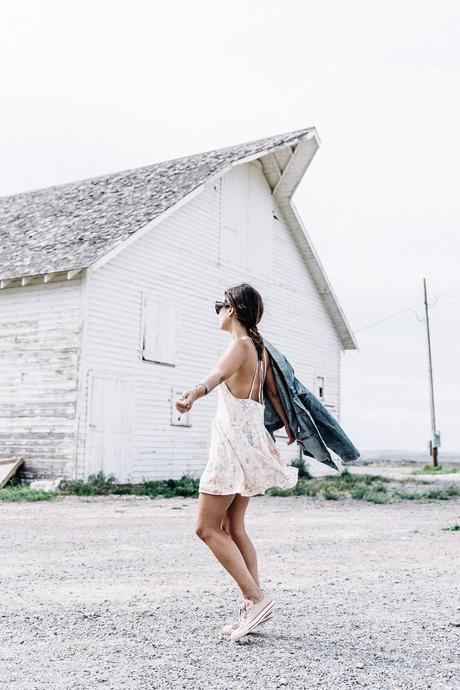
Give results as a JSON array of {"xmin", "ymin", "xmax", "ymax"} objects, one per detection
[{"xmin": 224, "ymin": 283, "xmax": 264, "ymax": 360}]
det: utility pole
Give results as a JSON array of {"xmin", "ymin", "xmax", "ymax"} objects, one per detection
[{"xmin": 423, "ymin": 278, "xmax": 441, "ymax": 466}]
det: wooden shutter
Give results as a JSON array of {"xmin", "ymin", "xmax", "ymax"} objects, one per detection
[{"xmin": 142, "ymin": 291, "xmax": 178, "ymax": 364}]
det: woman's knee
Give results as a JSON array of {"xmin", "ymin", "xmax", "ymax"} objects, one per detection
[
  {"xmin": 221, "ymin": 515, "xmax": 232, "ymax": 535},
  {"xmin": 195, "ymin": 521, "xmax": 219, "ymax": 541},
  {"xmin": 227, "ymin": 523, "xmax": 247, "ymax": 541}
]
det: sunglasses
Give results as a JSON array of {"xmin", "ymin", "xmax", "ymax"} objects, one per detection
[{"xmin": 215, "ymin": 300, "xmax": 232, "ymax": 315}]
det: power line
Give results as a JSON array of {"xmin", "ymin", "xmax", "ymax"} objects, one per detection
[
  {"xmin": 355, "ymin": 307, "xmax": 422, "ymax": 332},
  {"xmin": 354, "ymin": 293, "xmax": 457, "ymax": 333}
]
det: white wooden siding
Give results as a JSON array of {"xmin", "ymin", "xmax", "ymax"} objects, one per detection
[
  {"xmin": 76, "ymin": 160, "xmax": 342, "ymax": 482},
  {"xmin": 221, "ymin": 165, "xmax": 247, "ymax": 267},
  {"xmin": 246, "ymin": 164, "xmax": 274, "ymax": 280},
  {"xmin": 0, "ymin": 278, "xmax": 82, "ymax": 479},
  {"xmin": 221, "ymin": 163, "xmax": 274, "ymax": 280}
]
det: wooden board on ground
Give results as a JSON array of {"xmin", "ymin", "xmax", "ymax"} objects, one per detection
[{"xmin": 0, "ymin": 457, "xmax": 24, "ymax": 488}]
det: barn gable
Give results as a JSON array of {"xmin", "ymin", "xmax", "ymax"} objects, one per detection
[
  {"xmin": 0, "ymin": 127, "xmax": 357, "ymax": 350},
  {"xmin": 0, "ymin": 128, "xmax": 314, "ymax": 280}
]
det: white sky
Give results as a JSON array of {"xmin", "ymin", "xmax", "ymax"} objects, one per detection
[{"xmin": 1, "ymin": 0, "xmax": 459, "ymax": 454}]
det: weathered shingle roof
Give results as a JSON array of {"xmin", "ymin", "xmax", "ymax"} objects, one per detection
[{"xmin": 0, "ymin": 127, "xmax": 314, "ymax": 280}]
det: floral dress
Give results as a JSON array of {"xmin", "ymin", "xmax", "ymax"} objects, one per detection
[{"xmin": 198, "ymin": 339, "xmax": 299, "ymax": 497}]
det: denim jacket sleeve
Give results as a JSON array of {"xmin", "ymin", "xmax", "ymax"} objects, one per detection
[{"xmin": 262, "ymin": 338, "xmax": 360, "ymax": 472}]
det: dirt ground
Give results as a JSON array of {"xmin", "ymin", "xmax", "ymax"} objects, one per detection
[{"xmin": 1, "ymin": 491, "xmax": 459, "ymax": 690}]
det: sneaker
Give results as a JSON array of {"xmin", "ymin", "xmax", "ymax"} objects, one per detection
[
  {"xmin": 230, "ymin": 593, "xmax": 275, "ymax": 642},
  {"xmin": 221, "ymin": 601, "xmax": 273, "ymax": 635}
]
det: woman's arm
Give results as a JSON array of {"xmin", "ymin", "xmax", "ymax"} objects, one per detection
[
  {"xmin": 175, "ymin": 339, "xmax": 247, "ymax": 412},
  {"xmin": 264, "ymin": 353, "xmax": 296, "ymax": 445}
]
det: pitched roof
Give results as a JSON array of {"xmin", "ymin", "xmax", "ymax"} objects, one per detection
[
  {"xmin": 0, "ymin": 127, "xmax": 314, "ymax": 281},
  {"xmin": 0, "ymin": 127, "xmax": 358, "ymax": 349}
]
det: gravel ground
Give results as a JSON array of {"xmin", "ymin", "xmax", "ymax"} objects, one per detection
[{"xmin": 1, "ymin": 492, "xmax": 459, "ymax": 690}]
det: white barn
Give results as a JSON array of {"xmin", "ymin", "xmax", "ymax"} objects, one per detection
[{"xmin": 0, "ymin": 127, "xmax": 358, "ymax": 482}]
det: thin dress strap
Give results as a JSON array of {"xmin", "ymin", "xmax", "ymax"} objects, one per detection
[
  {"xmin": 248, "ymin": 348, "xmax": 266, "ymax": 402},
  {"xmin": 247, "ymin": 358, "xmax": 259, "ymax": 399},
  {"xmin": 259, "ymin": 350, "xmax": 266, "ymax": 403}
]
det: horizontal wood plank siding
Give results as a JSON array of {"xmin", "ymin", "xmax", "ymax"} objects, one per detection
[{"xmin": 0, "ymin": 278, "xmax": 82, "ymax": 479}]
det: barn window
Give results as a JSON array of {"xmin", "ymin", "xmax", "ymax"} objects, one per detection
[
  {"xmin": 141, "ymin": 291, "xmax": 178, "ymax": 365},
  {"xmin": 220, "ymin": 163, "xmax": 274, "ymax": 278}
]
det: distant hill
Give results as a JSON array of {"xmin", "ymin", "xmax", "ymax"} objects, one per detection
[{"xmin": 356, "ymin": 449, "xmax": 460, "ymax": 465}]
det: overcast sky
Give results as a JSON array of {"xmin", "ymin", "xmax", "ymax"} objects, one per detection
[{"xmin": 1, "ymin": 1, "xmax": 459, "ymax": 454}]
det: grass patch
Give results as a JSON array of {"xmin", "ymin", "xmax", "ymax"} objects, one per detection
[
  {"xmin": 393, "ymin": 486, "xmax": 460, "ymax": 501},
  {"xmin": 291, "ymin": 481, "xmax": 321, "ymax": 497},
  {"xmin": 442, "ymin": 523, "xmax": 460, "ymax": 531},
  {"xmin": 323, "ymin": 487, "xmax": 342, "ymax": 500},
  {"xmin": 289, "ymin": 456, "xmax": 312, "ymax": 479},
  {"xmin": 0, "ymin": 485, "xmax": 59, "ymax": 502},
  {"xmin": 55, "ymin": 465, "xmax": 458, "ymax": 505},
  {"xmin": 267, "ymin": 467, "xmax": 459, "ymax": 503},
  {"xmin": 137, "ymin": 476, "xmax": 200, "ymax": 498},
  {"xmin": 267, "ymin": 487, "xmax": 293, "ymax": 497},
  {"xmin": 411, "ymin": 464, "xmax": 460, "ymax": 475},
  {"xmin": 351, "ymin": 484, "xmax": 390, "ymax": 504},
  {"xmin": 267, "ymin": 468, "xmax": 392, "ymax": 501},
  {"xmin": 62, "ymin": 471, "xmax": 118, "ymax": 495},
  {"xmin": 61, "ymin": 473, "xmax": 201, "ymax": 498},
  {"xmin": 2, "ymin": 465, "xmax": 459, "ymax": 503}
]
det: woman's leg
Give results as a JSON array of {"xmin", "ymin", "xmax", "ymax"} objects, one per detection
[
  {"xmin": 195, "ymin": 492, "xmax": 264, "ymax": 603},
  {"xmin": 221, "ymin": 494, "xmax": 261, "ymax": 588}
]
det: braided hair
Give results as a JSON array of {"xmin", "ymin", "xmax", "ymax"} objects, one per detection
[{"xmin": 224, "ymin": 283, "xmax": 265, "ymax": 360}]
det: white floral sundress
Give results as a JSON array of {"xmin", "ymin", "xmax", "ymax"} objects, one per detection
[{"xmin": 198, "ymin": 338, "xmax": 299, "ymax": 497}]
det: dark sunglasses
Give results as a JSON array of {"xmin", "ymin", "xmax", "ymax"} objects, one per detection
[{"xmin": 215, "ymin": 300, "xmax": 231, "ymax": 315}]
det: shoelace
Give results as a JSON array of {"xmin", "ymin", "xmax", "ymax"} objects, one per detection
[{"xmin": 237, "ymin": 599, "xmax": 253, "ymax": 625}]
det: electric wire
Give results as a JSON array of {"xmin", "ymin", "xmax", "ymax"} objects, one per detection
[{"xmin": 354, "ymin": 294, "xmax": 459, "ymax": 333}]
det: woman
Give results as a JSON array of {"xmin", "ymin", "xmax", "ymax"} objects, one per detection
[{"xmin": 175, "ymin": 283, "xmax": 298, "ymax": 641}]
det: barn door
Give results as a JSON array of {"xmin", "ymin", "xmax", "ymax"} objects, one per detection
[{"xmin": 86, "ymin": 373, "xmax": 133, "ymax": 483}]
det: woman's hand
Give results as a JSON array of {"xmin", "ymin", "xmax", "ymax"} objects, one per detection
[
  {"xmin": 175, "ymin": 388, "xmax": 199, "ymax": 413},
  {"xmin": 284, "ymin": 425, "xmax": 296, "ymax": 445}
]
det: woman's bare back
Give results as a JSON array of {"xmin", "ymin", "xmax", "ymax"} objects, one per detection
[{"xmin": 225, "ymin": 337, "xmax": 267, "ymax": 403}]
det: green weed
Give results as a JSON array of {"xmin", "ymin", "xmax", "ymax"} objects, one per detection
[
  {"xmin": 288, "ymin": 456, "xmax": 312, "ymax": 479},
  {"xmin": 2, "ymin": 465, "xmax": 459, "ymax": 504},
  {"xmin": 411, "ymin": 464, "xmax": 460, "ymax": 475},
  {"xmin": 394, "ymin": 486, "xmax": 460, "ymax": 501},
  {"xmin": 0, "ymin": 485, "xmax": 58, "ymax": 502},
  {"xmin": 61, "ymin": 471, "xmax": 118, "ymax": 495}
]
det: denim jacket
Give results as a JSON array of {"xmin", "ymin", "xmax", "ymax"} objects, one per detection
[{"xmin": 262, "ymin": 338, "xmax": 360, "ymax": 471}]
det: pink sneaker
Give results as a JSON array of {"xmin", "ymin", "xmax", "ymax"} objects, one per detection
[
  {"xmin": 222, "ymin": 599, "xmax": 273, "ymax": 635},
  {"xmin": 230, "ymin": 593, "xmax": 275, "ymax": 642}
]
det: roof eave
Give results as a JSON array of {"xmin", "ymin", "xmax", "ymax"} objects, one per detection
[
  {"xmin": 264, "ymin": 135, "xmax": 359, "ymax": 351},
  {"xmin": 0, "ymin": 267, "xmax": 86, "ymax": 289}
]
